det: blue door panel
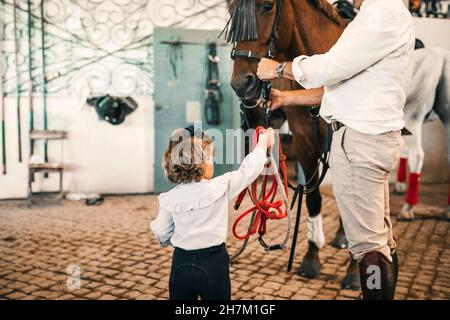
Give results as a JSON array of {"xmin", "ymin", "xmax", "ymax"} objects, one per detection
[{"xmin": 153, "ymin": 28, "xmax": 240, "ymax": 193}]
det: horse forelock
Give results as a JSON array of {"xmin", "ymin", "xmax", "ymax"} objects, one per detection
[{"xmin": 224, "ymin": 0, "xmax": 259, "ymax": 43}]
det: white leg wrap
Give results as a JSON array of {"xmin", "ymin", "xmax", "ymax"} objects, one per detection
[
  {"xmin": 307, "ymin": 215, "xmax": 325, "ymax": 248},
  {"xmin": 394, "ymin": 182, "xmax": 407, "ymax": 194},
  {"xmin": 398, "ymin": 203, "xmax": 415, "ymax": 221}
]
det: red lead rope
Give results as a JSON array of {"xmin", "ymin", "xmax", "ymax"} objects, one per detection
[{"xmin": 232, "ymin": 126, "xmax": 289, "ymax": 241}]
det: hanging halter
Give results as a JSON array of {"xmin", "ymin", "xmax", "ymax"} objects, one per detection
[
  {"xmin": 232, "ymin": 126, "xmax": 291, "ymax": 252},
  {"xmin": 205, "ymin": 42, "xmax": 223, "ymax": 125}
]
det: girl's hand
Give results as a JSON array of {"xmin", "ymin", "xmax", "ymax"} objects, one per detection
[
  {"xmin": 257, "ymin": 128, "xmax": 275, "ymax": 149},
  {"xmin": 266, "ymin": 89, "xmax": 286, "ymax": 111}
]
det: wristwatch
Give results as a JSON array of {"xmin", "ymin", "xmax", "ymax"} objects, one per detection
[{"xmin": 276, "ymin": 62, "xmax": 287, "ymax": 79}]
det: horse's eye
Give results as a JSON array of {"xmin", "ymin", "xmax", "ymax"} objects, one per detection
[{"xmin": 263, "ymin": 1, "xmax": 274, "ymax": 12}]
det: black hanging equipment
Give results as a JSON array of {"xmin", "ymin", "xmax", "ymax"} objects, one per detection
[
  {"xmin": 87, "ymin": 95, "xmax": 138, "ymax": 126},
  {"xmin": 204, "ymin": 42, "xmax": 223, "ymax": 126}
]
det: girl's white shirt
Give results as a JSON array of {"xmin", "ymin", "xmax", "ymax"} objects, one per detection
[{"xmin": 150, "ymin": 146, "xmax": 268, "ymax": 250}]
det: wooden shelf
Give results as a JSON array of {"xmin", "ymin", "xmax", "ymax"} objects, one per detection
[
  {"xmin": 29, "ymin": 163, "xmax": 63, "ymax": 170},
  {"xmin": 30, "ymin": 130, "xmax": 68, "ymax": 141},
  {"xmin": 28, "ymin": 130, "xmax": 67, "ymax": 206}
]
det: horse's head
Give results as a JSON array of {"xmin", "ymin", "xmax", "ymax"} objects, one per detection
[{"xmin": 227, "ymin": 0, "xmax": 295, "ymax": 106}]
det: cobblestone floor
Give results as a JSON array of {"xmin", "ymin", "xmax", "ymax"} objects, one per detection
[{"xmin": 0, "ymin": 183, "xmax": 449, "ymax": 300}]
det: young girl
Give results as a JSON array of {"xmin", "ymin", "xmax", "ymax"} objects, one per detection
[{"xmin": 150, "ymin": 125, "xmax": 274, "ymax": 300}]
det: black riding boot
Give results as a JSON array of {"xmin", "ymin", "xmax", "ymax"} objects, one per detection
[{"xmin": 359, "ymin": 251, "xmax": 396, "ymax": 300}]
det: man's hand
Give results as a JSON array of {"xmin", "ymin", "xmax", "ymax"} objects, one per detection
[
  {"xmin": 257, "ymin": 58, "xmax": 279, "ymax": 81},
  {"xmin": 263, "ymin": 88, "xmax": 325, "ymax": 110},
  {"xmin": 266, "ymin": 89, "xmax": 286, "ymax": 111}
]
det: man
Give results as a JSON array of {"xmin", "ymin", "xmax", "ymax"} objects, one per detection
[{"xmin": 257, "ymin": 0, "xmax": 415, "ymax": 300}]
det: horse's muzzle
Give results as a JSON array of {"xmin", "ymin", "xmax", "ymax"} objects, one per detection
[
  {"xmin": 231, "ymin": 76, "xmax": 264, "ymax": 104},
  {"xmin": 230, "ymin": 73, "xmax": 262, "ymax": 100}
]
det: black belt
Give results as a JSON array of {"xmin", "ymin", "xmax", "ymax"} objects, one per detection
[{"xmin": 331, "ymin": 121, "xmax": 345, "ymax": 132}]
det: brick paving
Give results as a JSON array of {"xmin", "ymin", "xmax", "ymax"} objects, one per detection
[{"xmin": 0, "ymin": 183, "xmax": 449, "ymax": 300}]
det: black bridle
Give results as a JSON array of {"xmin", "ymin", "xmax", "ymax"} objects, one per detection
[
  {"xmin": 230, "ymin": 0, "xmax": 283, "ymax": 118},
  {"xmin": 230, "ymin": 0, "xmax": 282, "ymax": 62}
]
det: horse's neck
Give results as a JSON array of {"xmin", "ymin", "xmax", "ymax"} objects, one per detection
[{"xmin": 287, "ymin": 0, "xmax": 345, "ymax": 60}]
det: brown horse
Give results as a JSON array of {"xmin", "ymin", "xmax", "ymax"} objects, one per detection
[{"xmin": 228, "ymin": 0, "xmax": 360, "ymax": 289}]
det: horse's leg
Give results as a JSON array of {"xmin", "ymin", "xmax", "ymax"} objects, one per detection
[
  {"xmin": 398, "ymin": 123, "xmax": 424, "ymax": 221},
  {"xmin": 340, "ymin": 255, "xmax": 361, "ymax": 291},
  {"xmin": 284, "ymin": 108, "xmax": 327, "ymax": 279},
  {"xmin": 296, "ymin": 163, "xmax": 324, "ymax": 279},
  {"xmin": 394, "ymin": 142, "xmax": 409, "ymax": 195},
  {"xmin": 331, "ymin": 218, "xmax": 348, "ymax": 249}
]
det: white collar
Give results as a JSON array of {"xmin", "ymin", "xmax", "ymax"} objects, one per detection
[{"xmin": 159, "ymin": 178, "xmax": 229, "ymax": 213}]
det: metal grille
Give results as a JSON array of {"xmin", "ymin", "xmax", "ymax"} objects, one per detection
[{"xmin": 0, "ymin": 0, "xmax": 228, "ymax": 97}]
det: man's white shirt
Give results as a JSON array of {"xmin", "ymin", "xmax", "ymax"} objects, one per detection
[{"xmin": 292, "ymin": 0, "xmax": 415, "ymax": 135}]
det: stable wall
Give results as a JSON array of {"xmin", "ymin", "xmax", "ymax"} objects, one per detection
[{"xmin": 0, "ymin": 96, "xmax": 154, "ymax": 199}]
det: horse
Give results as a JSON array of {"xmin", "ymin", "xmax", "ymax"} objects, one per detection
[
  {"xmin": 226, "ymin": 0, "xmax": 360, "ymax": 289},
  {"xmin": 394, "ymin": 47, "xmax": 450, "ymax": 221}
]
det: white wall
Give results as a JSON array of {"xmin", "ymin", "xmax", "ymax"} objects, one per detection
[
  {"xmin": 0, "ymin": 96, "xmax": 154, "ymax": 199},
  {"xmin": 414, "ymin": 17, "xmax": 450, "ymax": 48}
]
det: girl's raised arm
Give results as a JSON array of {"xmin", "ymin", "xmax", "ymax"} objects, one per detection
[
  {"xmin": 228, "ymin": 146, "xmax": 268, "ymax": 200},
  {"xmin": 227, "ymin": 129, "xmax": 275, "ymax": 200}
]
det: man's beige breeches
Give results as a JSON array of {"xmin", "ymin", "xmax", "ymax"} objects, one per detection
[{"xmin": 330, "ymin": 127, "xmax": 403, "ymax": 262}]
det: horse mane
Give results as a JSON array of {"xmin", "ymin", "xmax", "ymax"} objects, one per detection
[{"xmin": 307, "ymin": 0, "xmax": 345, "ymax": 26}]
